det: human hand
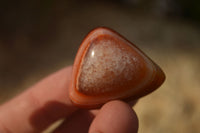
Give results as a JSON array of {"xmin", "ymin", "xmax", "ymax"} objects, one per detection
[{"xmin": 0, "ymin": 66, "xmax": 138, "ymax": 133}]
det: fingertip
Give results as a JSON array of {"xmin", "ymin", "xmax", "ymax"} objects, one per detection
[{"xmin": 89, "ymin": 100, "xmax": 138, "ymax": 133}]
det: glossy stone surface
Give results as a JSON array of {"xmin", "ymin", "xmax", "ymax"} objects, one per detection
[
  {"xmin": 69, "ymin": 27, "xmax": 165, "ymax": 108},
  {"xmin": 78, "ymin": 36, "xmax": 151, "ymax": 95}
]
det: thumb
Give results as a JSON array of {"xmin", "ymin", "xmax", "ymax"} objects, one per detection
[{"xmin": 89, "ymin": 100, "xmax": 138, "ymax": 133}]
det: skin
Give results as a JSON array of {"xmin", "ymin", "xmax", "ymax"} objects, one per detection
[{"xmin": 0, "ymin": 66, "xmax": 138, "ymax": 133}]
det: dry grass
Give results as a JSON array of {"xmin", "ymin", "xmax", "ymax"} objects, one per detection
[{"xmin": 135, "ymin": 52, "xmax": 200, "ymax": 133}]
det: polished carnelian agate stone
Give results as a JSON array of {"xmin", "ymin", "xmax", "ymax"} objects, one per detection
[{"xmin": 69, "ymin": 27, "xmax": 165, "ymax": 108}]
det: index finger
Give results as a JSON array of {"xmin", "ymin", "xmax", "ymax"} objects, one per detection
[{"xmin": 0, "ymin": 66, "xmax": 79, "ymax": 133}]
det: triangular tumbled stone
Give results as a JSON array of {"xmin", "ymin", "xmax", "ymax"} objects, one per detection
[{"xmin": 69, "ymin": 27, "xmax": 165, "ymax": 108}]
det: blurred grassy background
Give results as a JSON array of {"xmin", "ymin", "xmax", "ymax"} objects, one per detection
[{"xmin": 0, "ymin": 0, "xmax": 200, "ymax": 133}]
